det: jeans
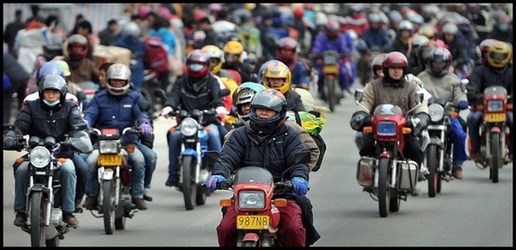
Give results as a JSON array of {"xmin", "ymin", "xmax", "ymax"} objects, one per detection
[
  {"xmin": 85, "ymin": 147, "xmax": 146, "ymax": 199},
  {"xmin": 73, "ymin": 152, "xmax": 89, "ymax": 204},
  {"xmin": 315, "ymin": 61, "xmax": 355, "ymax": 94},
  {"xmin": 356, "ymin": 133, "xmax": 424, "ymax": 167},
  {"xmin": 448, "ymin": 117, "xmax": 468, "ymax": 167},
  {"xmin": 137, "ymin": 142, "xmax": 157, "ymax": 188},
  {"xmin": 167, "ymin": 123, "xmax": 221, "ymax": 181},
  {"xmin": 14, "ymin": 159, "xmax": 77, "ymax": 214},
  {"xmin": 467, "ymin": 111, "xmax": 513, "ymax": 153}
]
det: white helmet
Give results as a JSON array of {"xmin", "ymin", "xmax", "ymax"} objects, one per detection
[{"xmin": 106, "ymin": 63, "xmax": 131, "ymax": 96}]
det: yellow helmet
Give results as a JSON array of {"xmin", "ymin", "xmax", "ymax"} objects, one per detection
[
  {"xmin": 487, "ymin": 41, "xmax": 512, "ymax": 69},
  {"xmin": 223, "ymin": 40, "xmax": 244, "ymax": 56},
  {"xmin": 202, "ymin": 45, "xmax": 224, "ymax": 74},
  {"xmin": 261, "ymin": 60, "xmax": 292, "ymax": 94}
]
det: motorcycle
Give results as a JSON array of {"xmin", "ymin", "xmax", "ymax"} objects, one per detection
[
  {"xmin": 422, "ymin": 98, "xmax": 460, "ymax": 197},
  {"xmin": 206, "ymin": 151, "xmax": 311, "ymax": 247},
  {"xmin": 470, "ymin": 85, "xmax": 512, "ymax": 183},
  {"xmin": 354, "ymin": 89, "xmax": 424, "ymax": 217},
  {"xmin": 310, "ymin": 50, "xmax": 343, "ymax": 113},
  {"xmin": 86, "ymin": 126, "xmax": 141, "ymax": 234},
  {"xmin": 4, "ymin": 123, "xmax": 91, "ymax": 247},
  {"xmin": 140, "ymin": 69, "xmax": 174, "ymax": 120}
]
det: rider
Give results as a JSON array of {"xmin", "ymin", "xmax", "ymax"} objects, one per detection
[
  {"xmin": 350, "ymin": 51, "xmax": 430, "ymax": 186},
  {"xmin": 311, "ymin": 18, "xmax": 355, "ymax": 98},
  {"xmin": 160, "ymin": 49, "xmax": 226, "ymax": 187},
  {"xmin": 205, "ymin": 89, "xmax": 320, "ymax": 246},
  {"xmin": 274, "ymin": 37, "xmax": 312, "ymax": 90},
  {"xmin": 466, "ymin": 40, "xmax": 513, "ymax": 161},
  {"xmin": 82, "ymin": 63, "xmax": 153, "ymax": 210},
  {"xmin": 64, "ymin": 34, "xmax": 100, "ymax": 91},
  {"xmin": 4, "ymin": 74, "xmax": 91, "ymax": 228},
  {"xmin": 417, "ymin": 47, "xmax": 469, "ymax": 179},
  {"xmin": 370, "ymin": 53, "xmax": 388, "ymax": 81},
  {"xmin": 260, "ymin": 59, "xmax": 306, "ymax": 112}
]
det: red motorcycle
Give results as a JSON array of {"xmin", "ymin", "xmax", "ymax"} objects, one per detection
[
  {"xmin": 354, "ymin": 89, "xmax": 424, "ymax": 217},
  {"xmin": 470, "ymin": 85, "xmax": 512, "ymax": 183}
]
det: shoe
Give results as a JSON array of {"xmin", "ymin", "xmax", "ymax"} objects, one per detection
[
  {"xmin": 418, "ymin": 165, "xmax": 430, "ymax": 181},
  {"xmin": 82, "ymin": 196, "xmax": 97, "ymax": 210},
  {"xmin": 469, "ymin": 152, "xmax": 480, "ymax": 161},
  {"xmin": 13, "ymin": 212, "xmax": 27, "ymax": 227},
  {"xmin": 64, "ymin": 213, "xmax": 79, "ymax": 228},
  {"xmin": 133, "ymin": 198, "xmax": 148, "ymax": 210},
  {"xmin": 452, "ymin": 167, "xmax": 463, "ymax": 180},
  {"xmin": 165, "ymin": 176, "xmax": 179, "ymax": 187},
  {"xmin": 143, "ymin": 190, "xmax": 153, "ymax": 202}
]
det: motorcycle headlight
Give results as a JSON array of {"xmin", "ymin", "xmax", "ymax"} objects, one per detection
[
  {"xmin": 428, "ymin": 103, "xmax": 445, "ymax": 122},
  {"xmin": 29, "ymin": 146, "xmax": 51, "ymax": 169},
  {"xmin": 99, "ymin": 140, "xmax": 119, "ymax": 154},
  {"xmin": 180, "ymin": 118, "xmax": 199, "ymax": 137},
  {"xmin": 487, "ymin": 100, "xmax": 503, "ymax": 112},
  {"xmin": 376, "ymin": 121, "xmax": 396, "ymax": 136},
  {"xmin": 238, "ymin": 191, "xmax": 265, "ymax": 209}
]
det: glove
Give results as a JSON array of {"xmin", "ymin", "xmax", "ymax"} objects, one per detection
[
  {"xmin": 161, "ymin": 106, "xmax": 174, "ymax": 118},
  {"xmin": 205, "ymin": 175, "xmax": 225, "ymax": 192},
  {"xmin": 4, "ymin": 137, "xmax": 24, "ymax": 151},
  {"xmin": 410, "ymin": 113, "xmax": 430, "ymax": 136},
  {"xmin": 216, "ymin": 106, "xmax": 228, "ymax": 118},
  {"xmin": 139, "ymin": 122, "xmax": 153, "ymax": 136},
  {"xmin": 291, "ymin": 177, "xmax": 309, "ymax": 195},
  {"xmin": 456, "ymin": 100, "xmax": 469, "ymax": 110},
  {"xmin": 350, "ymin": 111, "xmax": 370, "ymax": 131}
]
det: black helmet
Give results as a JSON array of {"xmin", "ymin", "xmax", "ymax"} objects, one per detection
[
  {"xmin": 426, "ymin": 47, "xmax": 452, "ymax": 77},
  {"xmin": 249, "ymin": 89, "xmax": 287, "ymax": 135},
  {"xmin": 38, "ymin": 74, "xmax": 68, "ymax": 106}
]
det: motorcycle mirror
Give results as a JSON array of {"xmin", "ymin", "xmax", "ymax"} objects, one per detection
[{"xmin": 354, "ymin": 89, "xmax": 364, "ymax": 102}]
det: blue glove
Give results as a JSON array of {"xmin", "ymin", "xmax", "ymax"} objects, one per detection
[
  {"xmin": 456, "ymin": 100, "xmax": 469, "ymax": 110},
  {"xmin": 291, "ymin": 177, "xmax": 309, "ymax": 195},
  {"xmin": 205, "ymin": 175, "xmax": 225, "ymax": 192},
  {"xmin": 139, "ymin": 122, "xmax": 153, "ymax": 136}
]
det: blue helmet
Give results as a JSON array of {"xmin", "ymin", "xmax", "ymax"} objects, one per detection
[{"xmin": 36, "ymin": 61, "xmax": 65, "ymax": 84}]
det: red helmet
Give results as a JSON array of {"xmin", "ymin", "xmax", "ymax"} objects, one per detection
[
  {"xmin": 67, "ymin": 34, "xmax": 88, "ymax": 60},
  {"xmin": 185, "ymin": 49, "xmax": 210, "ymax": 78},
  {"xmin": 382, "ymin": 51, "xmax": 408, "ymax": 77},
  {"xmin": 275, "ymin": 37, "xmax": 298, "ymax": 63},
  {"xmin": 293, "ymin": 7, "xmax": 304, "ymax": 20}
]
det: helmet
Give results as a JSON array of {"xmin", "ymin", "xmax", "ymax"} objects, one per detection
[
  {"xmin": 51, "ymin": 59, "xmax": 71, "ymax": 77},
  {"xmin": 479, "ymin": 38, "xmax": 498, "ymax": 64},
  {"xmin": 382, "ymin": 51, "xmax": 408, "ymax": 78},
  {"xmin": 275, "ymin": 37, "xmax": 298, "ymax": 63},
  {"xmin": 38, "ymin": 74, "xmax": 68, "ymax": 105},
  {"xmin": 202, "ymin": 45, "xmax": 224, "ymax": 74},
  {"xmin": 67, "ymin": 34, "xmax": 89, "ymax": 60},
  {"xmin": 36, "ymin": 61, "xmax": 65, "ymax": 84},
  {"xmin": 418, "ymin": 40, "xmax": 438, "ymax": 66},
  {"xmin": 249, "ymin": 89, "xmax": 288, "ymax": 135},
  {"xmin": 293, "ymin": 7, "xmax": 304, "ymax": 20},
  {"xmin": 106, "ymin": 63, "xmax": 131, "ymax": 96},
  {"xmin": 261, "ymin": 60, "xmax": 292, "ymax": 94},
  {"xmin": 411, "ymin": 35, "xmax": 430, "ymax": 48},
  {"xmin": 122, "ymin": 21, "xmax": 141, "ymax": 37},
  {"xmin": 427, "ymin": 47, "xmax": 452, "ymax": 76},
  {"xmin": 487, "ymin": 41, "xmax": 512, "ymax": 69},
  {"xmin": 325, "ymin": 18, "xmax": 340, "ymax": 39},
  {"xmin": 408, "ymin": 13, "xmax": 424, "ymax": 25},
  {"xmin": 371, "ymin": 53, "xmax": 388, "ymax": 72},
  {"xmin": 368, "ymin": 12, "xmax": 383, "ymax": 24},
  {"xmin": 234, "ymin": 82, "xmax": 266, "ymax": 121},
  {"xmin": 442, "ymin": 22, "xmax": 458, "ymax": 35},
  {"xmin": 398, "ymin": 20, "xmax": 413, "ymax": 33},
  {"xmin": 418, "ymin": 24, "xmax": 436, "ymax": 40},
  {"xmin": 223, "ymin": 40, "xmax": 244, "ymax": 56},
  {"xmin": 185, "ymin": 49, "xmax": 210, "ymax": 78}
]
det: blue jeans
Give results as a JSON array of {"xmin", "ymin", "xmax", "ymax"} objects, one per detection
[
  {"xmin": 167, "ymin": 123, "xmax": 221, "ymax": 182},
  {"xmin": 467, "ymin": 111, "xmax": 513, "ymax": 154},
  {"xmin": 448, "ymin": 117, "xmax": 468, "ymax": 167},
  {"xmin": 85, "ymin": 146, "xmax": 146, "ymax": 199},
  {"xmin": 14, "ymin": 159, "xmax": 77, "ymax": 214},
  {"xmin": 73, "ymin": 152, "xmax": 89, "ymax": 204},
  {"xmin": 137, "ymin": 143, "xmax": 157, "ymax": 188}
]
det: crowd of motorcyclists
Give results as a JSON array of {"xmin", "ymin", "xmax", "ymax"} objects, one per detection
[{"xmin": 3, "ymin": 3, "xmax": 513, "ymax": 247}]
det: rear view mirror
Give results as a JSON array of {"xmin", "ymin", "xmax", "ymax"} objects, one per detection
[{"xmin": 354, "ymin": 89, "xmax": 364, "ymax": 102}]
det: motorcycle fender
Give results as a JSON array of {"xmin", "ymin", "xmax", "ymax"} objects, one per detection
[
  {"xmin": 182, "ymin": 148, "xmax": 199, "ymax": 157},
  {"xmin": 429, "ymin": 137, "xmax": 444, "ymax": 149},
  {"xmin": 490, "ymin": 127, "xmax": 501, "ymax": 133},
  {"xmin": 101, "ymin": 168, "xmax": 115, "ymax": 180},
  {"xmin": 242, "ymin": 233, "xmax": 260, "ymax": 243}
]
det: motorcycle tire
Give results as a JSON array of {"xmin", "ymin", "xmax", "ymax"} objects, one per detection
[
  {"xmin": 378, "ymin": 158, "xmax": 390, "ymax": 218},
  {"xmin": 30, "ymin": 192, "xmax": 47, "ymax": 247},
  {"xmin": 102, "ymin": 179, "xmax": 116, "ymax": 235},
  {"xmin": 426, "ymin": 144, "xmax": 438, "ymax": 198},
  {"xmin": 182, "ymin": 156, "xmax": 196, "ymax": 210},
  {"xmin": 325, "ymin": 78, "xmax": 336, "ymax": 113},
  {"xmin": 46, "ymin": 236, "xmax": 60, "ymax": 247},
  {"xmin": 491, "ymin": 133, "xmax": 500, "ymax": 183}
]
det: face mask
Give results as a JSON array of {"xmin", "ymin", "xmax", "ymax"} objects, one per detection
[{"xmin": 43, "ymin": 99, "xmax": 60, "ymax": 107}]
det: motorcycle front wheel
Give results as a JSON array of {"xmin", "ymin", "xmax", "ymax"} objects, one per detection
[
  {"xmin": 490, "ymin": 133, "xmax": 500, "ymax": 183},
  {"xmin": 378, "ymin": 158, "xmax": 390, "ymax": 217},
  {"xmin": 325, "ymin": 78, "xmax": 336, "ymax": 113},
  {"xmin": 102, "ymin": 179, "xmax": 116, "ymax": 235},
  {"xmin": 30, "ymin": 192, "xmax": 47, "ymax": 247},
  {"xmin": 182, "ymin": 156, "xmax": 197, "ymax": 210},
  {"xmin": 426, "ymin": 144, "xmax": 438, "ymax": 197}
]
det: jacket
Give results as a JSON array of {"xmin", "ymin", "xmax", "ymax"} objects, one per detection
[{"xmin": 165, "ymin": 74, "xmax": 224, "ymax": 111}]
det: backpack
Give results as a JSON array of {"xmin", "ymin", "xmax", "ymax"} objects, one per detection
[{"xmin": 143, "ymin": 37, "xmax": 169, "ymax": 73}]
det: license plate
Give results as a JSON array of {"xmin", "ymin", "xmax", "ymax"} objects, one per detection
[
  {"xmin": 484, "ymin": 113, "xmax": 506, "ymax": 122},
  {"xmin": 323, "ymin": 65, "xmax": 338, "ymax": 74},
  {"xmin": 98, "ymin": 154, "xmax": 122, "ymax": 166},
  {"xmin": 236, "ymin": 215, "xmax": 269, "ymax": 230}
]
